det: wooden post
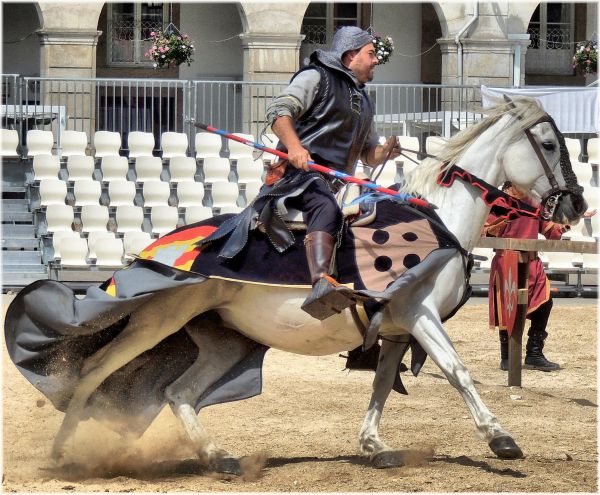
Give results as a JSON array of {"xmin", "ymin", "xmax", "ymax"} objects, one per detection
[{"xmin": 507, "ymin": 251, "xmax": 531, "ymax": 387}]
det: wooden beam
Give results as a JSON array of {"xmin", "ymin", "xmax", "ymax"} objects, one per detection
[{"xmin": 477, "ymin": 237, "xmax": 598, "ymax": 254}]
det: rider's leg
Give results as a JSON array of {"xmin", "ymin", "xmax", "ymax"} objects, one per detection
[{"xmin": 288, "ymin": 180, "xmax": 355, "ymax": 319}]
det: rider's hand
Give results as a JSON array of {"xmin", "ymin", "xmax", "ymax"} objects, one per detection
[
  {"xmin": 381, "ymin": 136, "xmax": 401, "ymax": 162},
  {"xmin": 287, "ymin": 144, "xmax": 312, "ymax": 171}
]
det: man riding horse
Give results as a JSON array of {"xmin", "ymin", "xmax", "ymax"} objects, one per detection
[{"xmin": 198, "ymin": 26, "xmax": 401, "ymax": 319}]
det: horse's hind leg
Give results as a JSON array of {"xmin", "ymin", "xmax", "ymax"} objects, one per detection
[
  {"xmin": 165, "ymin": 315, "xmax": 260, "ymax": 475},
  {"xmin": 359, "ymin": 339, "xmax": 410, "ymax": 467},
  {"xmin": 51, "ymin": 285, "xmax": 213, "ymax": 460}
]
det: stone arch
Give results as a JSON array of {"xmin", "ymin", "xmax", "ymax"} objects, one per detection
[
  {"xmin": 37, "ymin": 2, "xmax": 104, "ymax": 30},
  {"xmin": 2, "ymin": 2, "xmax": 43, "ymax": 75},
  {"xmin": 237, "ymin": 2, "xmax": 309, "ymax": 34}
]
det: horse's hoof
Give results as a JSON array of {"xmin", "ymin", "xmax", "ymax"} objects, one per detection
[
  {"xmin": 489, "ymin": 436, "xmax": 524, "ymax": 459},
  {"xmin": 51, "ymin": 446, "xmax": 65, "ymax": 462},
  {"xmin": 212, "ymin": 456, "xmax": 243, "ymax": 476},
  {"xmin": 371, "ymin": 450, "xmax": 405, "ymax": 469}
]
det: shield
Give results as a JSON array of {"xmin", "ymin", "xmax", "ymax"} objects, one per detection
[{"xmin": 497, "ymin": 250, "xmax": 519, "ymax": 336}]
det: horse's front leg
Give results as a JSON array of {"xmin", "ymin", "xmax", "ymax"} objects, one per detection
[
  {"xmin": 359, "ymin": 338, "xmax": 410, "ymax": 467},
  {"xmin": 51, "ymin": 285, "xmax": 208, "ymax": 460},
  {"xmin": 407, "ymin": 307, "xmax": 523, "ymax": 459}
]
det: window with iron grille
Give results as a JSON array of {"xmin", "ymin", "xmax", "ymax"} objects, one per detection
[
  {"xmin": 526, "ymin": 3, "xmax": 575, "ymax": 75},
  {"xmin": 107, "ymin": 3, "xmax": 168, "ymax": 66},
  {"xmin": 301, "ymin": 3, "xmax": 361, "ymax": 47}
]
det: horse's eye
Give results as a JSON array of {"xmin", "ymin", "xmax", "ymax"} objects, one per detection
[{"xmin": 542, "ymin": 141, "xmax": 555, "ymax": 151}]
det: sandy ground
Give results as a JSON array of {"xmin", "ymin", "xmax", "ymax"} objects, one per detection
[{"xmin": 2, "ymin": 294, "xmax": 597, "ymax": 493}]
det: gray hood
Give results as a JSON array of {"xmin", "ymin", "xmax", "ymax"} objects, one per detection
[{"xmin": 305, "ymin": 26, "xmax": 374, "ymax": 87}]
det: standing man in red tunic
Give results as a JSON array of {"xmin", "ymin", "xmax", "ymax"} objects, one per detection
[{"xmin": 484, "ymin": 182, "xmax": 567, "ymax": 372}]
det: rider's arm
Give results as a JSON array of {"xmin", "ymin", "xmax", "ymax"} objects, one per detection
[
  {"xmin": 266, "ymin": 70, "xmax": 321, "ymax": 171},
  {"xmin": 361, "ymin": 135, "xmax": 401, "ymax": 167}
]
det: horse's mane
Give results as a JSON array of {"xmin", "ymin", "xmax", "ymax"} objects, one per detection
[{"xmin": 400, "ymin": 95, "xmax": 548, "ymax": 196}]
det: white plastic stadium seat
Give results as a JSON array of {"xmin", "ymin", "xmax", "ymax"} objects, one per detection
[
  {"xmin": 142, "ymin": 180, "xmax": 171, "ymax": 207},
  {"xmin": 564, "ymin": 138, "xmax": 581, "ymax": 163},
  {"xmin": 161, "ymin": 132, "xmax": 188, "ymax": 159},
  {"xmin": 210, "ymin": 181, "xmax": 239, "ymax": 208},
  {"xmin": 80, "ymin": 205, "xmax": 109, "ymax": 233},
  {"xmin": 150, "ymin": 205, "xmax": 179, "ymax": 235},
  {"xmin": 87, "ymin": 230, "xmax": 116, "ymax": 260},
  {"xmin": 59, "ymin": 237, "xmax": 89, "ymax": 266},
  {"xmin": 472, "ymin": 247, "xmax": 494, "ymax": 270},
  {"xmin": 581, "ymin": 253, "xmax": 599, "ymax": 270},
  {"xmin": 426, "ymin": 136, "xmax": 447, "ymax": 157},
  {"xmin": 545, "ymin": 250, "xmax": 582, "ymax": 272},
  {"xmin": 39, "ymin": 179, "xmax": 67, "ymax": 206},
  {"xmin": 184, "ymin": 206, "xmax": 213, "ymax": 224},
  {"xmin": 259, "ymin": 133, "xmax": 279, "ymax": 164},
  {"xmin": 45, "ymin": 204, "xmax": 75, "ymax": 233},
  {"xmin": 228, "ymin": 133, "xmax": 255, "ymax": 160},
  {"xmin": 372, "ymin": 160, "xmax": 398, "ymax": 186},
  {"xmin": 115, "ymin": 205, "xmax": 144, "ymax": 233},
  {"xmin": 66, "ymin": 155, "xmax": 95, "ymax": 181},
  {"xmin": 134, "ymin": 156, "xmax": 163, "ymax": 182},
  {"xmin": 50, "ymin": 230, "xmax": 79, "ymax": 260},
  {"xmin": 583, "ymin": 188, "xmax": 598, "ymax": 212},
  {"xmin": 572, "ymin": 162, "xmax": 593, "ymax": 187},
  {"xmin": 195, "ymin": 132, "xmax": 222, "ymax": 159},
  {"xmin": 1, "ymin": 129, "xmax": 19, "ymax": 157},
  {"xmin": 201, "ymin": 157, "xmax": 231, "ymax": 183},
  {"xmin": 127, "ymin": 131, "xmax": 155, "ymax": 158},
  {"xmin": 587, "ymin": 137, "xmax": 598, "ymax": 164},
  {"xmin": 60, "ymin": 130, "xmax": 88, "ymax": 157},
  {"xmin": 32, "ymin": 154, "xmax": 61, "ymax": 181},
  {"xmin": 100, "ymin": 155, "xmax": 129, "ymax": 182},
  {"xmin": 218, "ymin": 205, "xmax": 243, "ymax": 215},
  {"xmin": 176, "ymin": 181, "xmax": 205, "ymax": 207},
  {"xmin": 107, "ymin": 180, "xmax": 136, "ymax": 207},
  {"xmin": 244, "ymin": 180, "xmax": 262, "ymax": 204},
  {"xmin": 95, "ymin": 237, "xmax": 125, "ymax": 267},
  {"xmin": 236, "ymin": 157, "xmax": 264, "ymax": 184},
  {"xmin": 123, "ymin": 231, "xmax": 152, "ymax": 259},
  {"xmin": 169, "ymin": 156, "xmax": 197, "ymax": 183},
  {"xmin": 73, "ymin": 179, "xmax": 102, "ymax": 206},
  {"xmin": 93, "ymin": 130, "xmax": 122, "ymax": 158},
  {"xmin": 26, "ymin": 129, "xmax": 53, "ymax": 157}
]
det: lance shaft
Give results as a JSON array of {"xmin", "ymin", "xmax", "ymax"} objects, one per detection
[{"xmin": 194, "ymin": 122, "xmax": 432, "ymax": 209}]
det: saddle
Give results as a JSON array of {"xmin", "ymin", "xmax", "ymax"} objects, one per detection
[{"xmin": 278, "ymin": 173, "xmax": 378, "ymax": 230}]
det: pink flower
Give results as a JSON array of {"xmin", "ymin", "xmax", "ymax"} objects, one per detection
[{"xmin": 150, "ymin": 31, "xmax": 156, "ymax": 37}]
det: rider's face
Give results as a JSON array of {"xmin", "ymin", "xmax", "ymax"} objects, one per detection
[{"xmin": 346, "ymin": 43, "xmax": 379, "ymax": 84}]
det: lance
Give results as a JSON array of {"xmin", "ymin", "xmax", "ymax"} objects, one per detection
[{"xmin": 194, "ymin": 122, "xmax": 433, "ymax": 209}]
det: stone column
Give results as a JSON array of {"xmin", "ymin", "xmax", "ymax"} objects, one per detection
[
  {"xmin": 37, "ymin": 29, "xmax": 101, "ymax": 146},
  {"xmin": 238, "ymin": 33, "xmax": 304, "ymax": 134}
]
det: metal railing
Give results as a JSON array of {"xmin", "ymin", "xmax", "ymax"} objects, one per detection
[{"xmin": 2, "ymin": 74, "xmax": 490, "ymax": 156}]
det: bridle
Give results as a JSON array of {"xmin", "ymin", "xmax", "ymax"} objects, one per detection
[
  {"xmin": 504, "ymin": 96, "xmax": 581, "ymax": 220},
  {"xmin": 521, "ymin": 114, "xmax": 568, "ymax": 220}
]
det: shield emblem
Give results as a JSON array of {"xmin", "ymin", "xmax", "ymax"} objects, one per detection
[{"xmin": 497, "ymin": 250, "xmax": 519, "ymax": 336}]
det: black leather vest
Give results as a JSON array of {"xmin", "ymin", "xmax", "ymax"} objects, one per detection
[{"xmin": 277, "ymin": 62, "xmax": 375, "ymax": 175}]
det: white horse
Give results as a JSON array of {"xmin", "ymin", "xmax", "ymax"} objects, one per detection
[{"xmin": 5, "ymin": 96, "xmax": 586, "ymax": 475}]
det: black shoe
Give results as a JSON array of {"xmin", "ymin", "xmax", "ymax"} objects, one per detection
[
  {"xmin": 524, "ymin": 354, "xmax": 560, "ymax": 371},
  {"xmin": 500, "ymin": 358, "xmax": 508, "ymax": 371}
]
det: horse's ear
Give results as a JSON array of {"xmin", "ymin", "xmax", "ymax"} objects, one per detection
[
  {"xmin": 503, "ymin": 94, "xmax": 516, "ymax": 109},
  {"xmin": 502, "ymin": 93, "xmax": 522, "ymax": 120}
]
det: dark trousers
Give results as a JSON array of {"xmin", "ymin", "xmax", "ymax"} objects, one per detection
[
  {"xmin": 528, "ymin": 297, "xmax": 553, "ymax": 333},
  {"xmin": 284, "ymin": 178, "xmax": 343, "ymax": 235}
]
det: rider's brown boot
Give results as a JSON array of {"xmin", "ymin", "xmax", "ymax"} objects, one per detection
[{"xmin": 301, "ymin": 231, "xmax": 355, "ymax": 320}]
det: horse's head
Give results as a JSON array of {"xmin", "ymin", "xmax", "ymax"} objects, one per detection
[{"xmin": 499, "ymin": 96, "xmax": 587, "ymax": 224}]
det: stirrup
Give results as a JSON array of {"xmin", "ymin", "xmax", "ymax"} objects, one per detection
[{"xmin": 301, "ymin": 276, "xmax": 356, "ymax": 320}]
